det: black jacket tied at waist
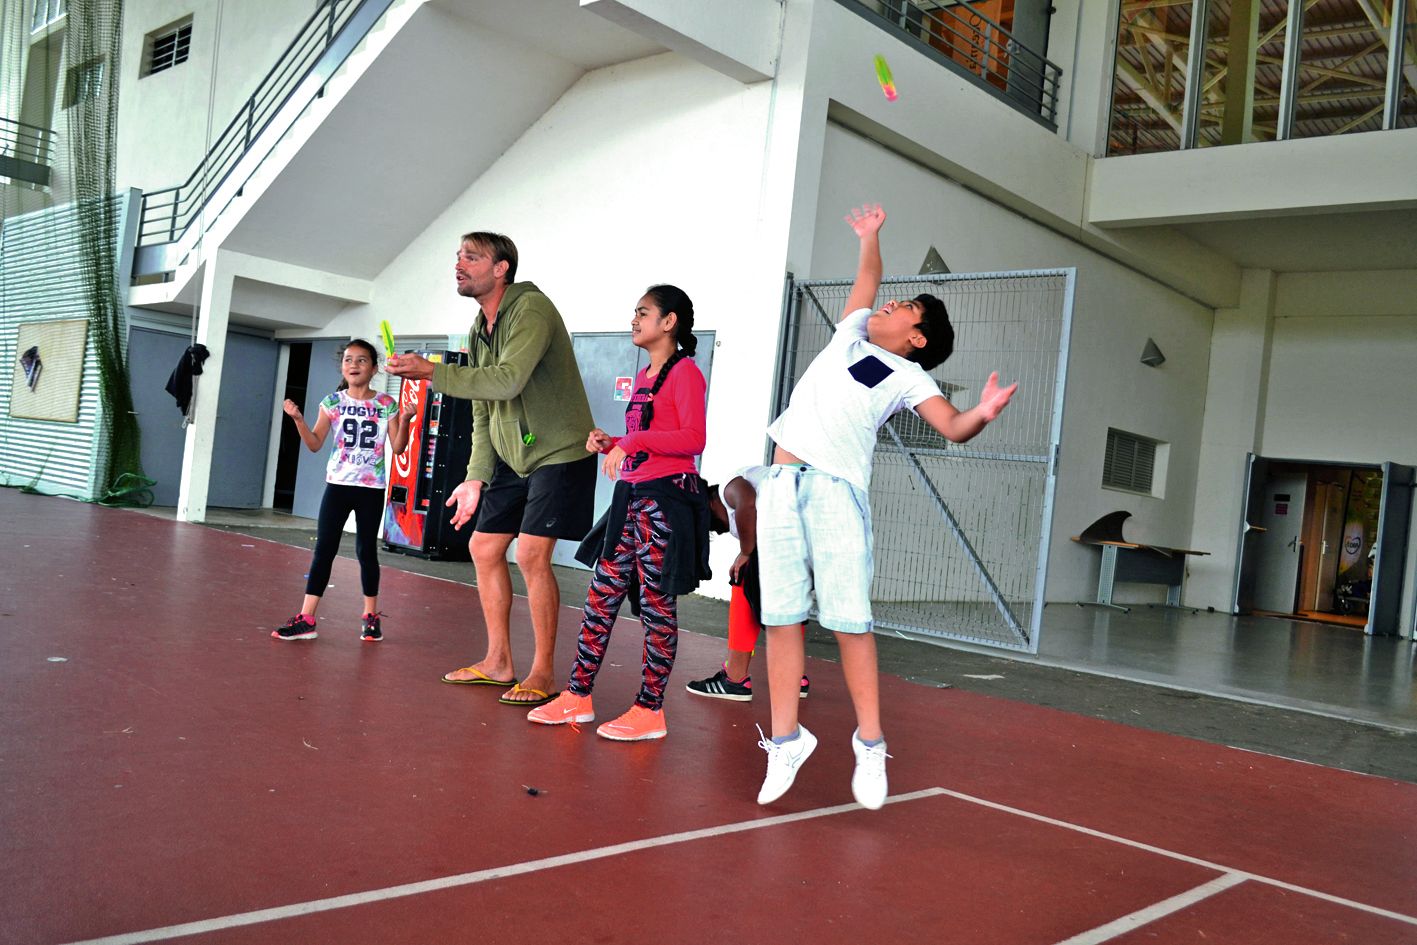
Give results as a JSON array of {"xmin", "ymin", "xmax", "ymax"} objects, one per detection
[{"xmin": 576, "ymin": 474, "xmax": 713, "ymax": 596}]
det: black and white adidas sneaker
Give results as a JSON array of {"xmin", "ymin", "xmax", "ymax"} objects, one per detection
[{"xmin": 686, "ymin": 668, "xmax": 753, "ymax": 702}]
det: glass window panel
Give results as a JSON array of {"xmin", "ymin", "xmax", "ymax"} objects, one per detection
[
  {"xmin": 31, "ymin": 0, "xmax": 66, "ymax": 33},
  {"xmin": 1107, "ymin": 0, "xmax": 1194, "ymax": 155},
  {"xmin": 1398, "ymin": 0, "xmax": 1417, "ymax": 127},
  {"xmin": 63, "ymin": 58, "xmax": 103, "ymax": 109},
  {"xmin": 1194, "ymin": 0, "xmax": 1285, "ymax": 147},
  {"xmin": 1291, "ymin": 0, "xmax": 1391, "ymax": 139}
]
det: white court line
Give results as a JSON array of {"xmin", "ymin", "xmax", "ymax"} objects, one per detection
[
  {"xmin": 59, "ymin": 789, "xmax": 947, "ymax": 945},
  {"xmin": 1050, "ymin": 874, "xmax": 1248, "ymax": 945},
  {"xmin": 60, "ymin": 785, "xmax": 1417, "ymax": 945},
  {"xmin": 928, "ymin": 788, "xmax": 1417, "ymax": 932}
]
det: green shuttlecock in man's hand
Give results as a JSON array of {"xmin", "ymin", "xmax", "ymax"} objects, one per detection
[{"xmin": 380, "ymin": 320, "xmax": 397, "ymax": 359}]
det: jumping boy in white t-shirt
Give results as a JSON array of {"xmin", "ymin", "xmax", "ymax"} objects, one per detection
[{"xmin": 755, "ymin": 204, "xmax": 1017, "ymax": 810}]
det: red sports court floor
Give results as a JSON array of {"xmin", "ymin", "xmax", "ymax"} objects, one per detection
[{"xmin": 2, "ymin": 489, "xmax": 1414, "ymax": 944}]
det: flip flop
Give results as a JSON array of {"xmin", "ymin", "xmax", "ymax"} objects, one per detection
[
  {"xmin": 441, "ymin": 665, "xmax": 517, "ymax": 687},
  {"xmin": 498, "ymin": 684, "xmax": 555, "ymax": 707}
]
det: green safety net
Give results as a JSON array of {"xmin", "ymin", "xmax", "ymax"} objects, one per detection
[
  {"xmin": 67, "ymin": 0, "xmax": 150, "ymax": 507},
  {"xmin": 67, "ymin": 0, "xmax": 150, "ymax": 506},
  {"xmin": 2, "ymin": 1, "xmax": 152, "ymax": 505}
]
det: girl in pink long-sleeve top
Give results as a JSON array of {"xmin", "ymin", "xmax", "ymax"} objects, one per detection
[{"xmin": 529, "ymin": 285, "xmax": 709, "ymax": 741}]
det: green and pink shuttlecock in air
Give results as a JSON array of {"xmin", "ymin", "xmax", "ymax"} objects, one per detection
[{"xmin": 874, "ymin": 54, "xmax": 898, "ymax": 101}]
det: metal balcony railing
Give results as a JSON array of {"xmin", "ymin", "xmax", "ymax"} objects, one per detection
[
  {"xmin": 0, "ymin": 117, "xmax": 56, "ymax": 187},
  {"xmin": 135, "ymin": 0, "xmax": 395, "ymax": 275},
  {"xmin": 842, "ymin": 0, "xmax": 1063, "ymax": 128}
]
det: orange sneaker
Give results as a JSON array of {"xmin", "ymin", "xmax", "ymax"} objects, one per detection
[
  {"xmin": 527, "ymin": 691, "xmax": 594, "ymax": 726},
  {"xmin": 596, "ymin": 704, "xmax": 667, "ymax": 741}
]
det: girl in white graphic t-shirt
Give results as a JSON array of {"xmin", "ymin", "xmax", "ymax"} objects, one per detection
[{"xmin": 274, "ymin": 338, "xmax": 414, "ymax": 642}]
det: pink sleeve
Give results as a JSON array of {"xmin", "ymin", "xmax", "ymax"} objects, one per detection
[{"xmin": 616, "ymin": 362, "xmax": 707, "ymax": 457}]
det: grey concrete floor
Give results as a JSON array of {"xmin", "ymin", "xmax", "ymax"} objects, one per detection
[{"xmin": 183, "ymin": 508, "xmax": 1417, "ymax": 784}]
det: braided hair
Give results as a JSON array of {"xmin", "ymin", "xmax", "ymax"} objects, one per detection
[{"xmin": 634, "ymin": 285, "xmax": 697, "ymax": 429}]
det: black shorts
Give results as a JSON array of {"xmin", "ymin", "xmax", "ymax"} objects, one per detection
[{"xmin": 474, "ymin": 454, "xmax": 598, "ymax": 540}]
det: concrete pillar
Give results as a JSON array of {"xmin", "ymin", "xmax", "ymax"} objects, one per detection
[
  {"xmin": 1006, "ymin": 0, "xmax": 1053, "ymax": 116},
  {"xmin": 1220, "ymin": 0, "xmax": 1260, "ymax": 145},
  {"xmin": 1049, "ymin": 0, "xmax": 1123, "ymax": 156},
  {"xmin": 176, "ymin": 253, "xmax": 234, "ymax": 523},
  {"xmin": 1187, "ymin": 268, "xmax": 1275, "ymax": 608}
]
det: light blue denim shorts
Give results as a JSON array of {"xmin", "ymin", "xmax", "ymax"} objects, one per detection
[{"xmin": 756, "ymin": 465, "xmax": 874, "ymax": 634}]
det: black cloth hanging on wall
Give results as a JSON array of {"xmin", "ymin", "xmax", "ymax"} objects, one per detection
[{"xmin": 164, "ymin": 343, "xmax": 210, "ymax": 414}]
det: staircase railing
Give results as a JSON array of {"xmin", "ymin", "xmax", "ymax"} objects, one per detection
[{"xmin": 134, "ymin": 0, "xmax": 396, "ymax": 277}]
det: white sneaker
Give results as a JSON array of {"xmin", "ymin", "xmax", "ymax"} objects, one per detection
[
  {"xmin": 850, "ymin": 729, "xmax": 890, "ymax": 810},
  {"xmin": 756, "ymin": 724, "xmax": 817, "ymax": 805}
]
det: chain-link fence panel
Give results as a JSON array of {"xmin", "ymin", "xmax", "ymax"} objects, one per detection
[{"xmin": 775, "ymin": 271, "xmax": 1074, "ymax": 651}]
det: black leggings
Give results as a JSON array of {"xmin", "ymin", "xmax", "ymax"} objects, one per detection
[{"xmin": 305, "ymin": 483, "xmax": 385, "ymax": 598}]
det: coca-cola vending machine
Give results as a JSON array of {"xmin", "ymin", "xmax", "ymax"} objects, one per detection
[{"xmin": 383, "ymin": 350, "xmax": 473, "ymax": 560}]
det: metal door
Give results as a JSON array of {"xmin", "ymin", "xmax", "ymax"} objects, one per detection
[
  {"xmin": 552, "ymin": 331, "xmax": 716, "ymax": 569},
  {"xmin": 1369, "ymin": 462, "xmax": 1415, "ymax": 635},
  {"xmin": 127, "ymin": 327, "xmax": 278, "ymax": 508},
  {"xmin": 209, "ymin": 333, "xmax": 279, "ymax": 508},
  {"xmin": 1251, "ymin": 471, "xmax": 1308, "ymax": 613},
  {"xmin": 126, "ymin": 327, "xmax": 192, "ymax": 506},
  {"xmin": 1233, "ymin": 453, "xmax": 1270, "ymax": 613},
  {"xmin": 777, "ymin": 271, "xmax": 1075, "ymax": 652}
]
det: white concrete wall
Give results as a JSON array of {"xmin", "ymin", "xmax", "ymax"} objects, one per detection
[
  {"xmin": 316, "ymin": 51, "xmax": 782, "ymax": 590},
  {"xmin": 1188, "ymin": 270, "xmax": 1275, "ymax": 610},
  {"xmin": 1089, "ymin": 130, "xmax": 1417, "ymax": 227},
  {"xmin": 1189, "ymin": 269, "xmax": 1417, "ymax": 634},
  {"xmin": 116, "ymin": 0, "xmax": 314, "ymax": 192},
  {"xmin": 1260, "ymin": 316, "xmax": 1417, "ymax": 464},
  {"xmin": 810, "ymin": 123, "xmax": 1214, "ymax": 604},
  {"xmin": 792, "ymin": 0, "xmax": 1239, "ymax": 308}
]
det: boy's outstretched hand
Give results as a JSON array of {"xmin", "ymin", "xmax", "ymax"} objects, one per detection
[
  {"xmin": 845, "ymin": 204, "xmax": 886, "ymax": 238},
  {"xmin": 977, "ymin": 371, "xmax": 1018, "ymax": 422}
]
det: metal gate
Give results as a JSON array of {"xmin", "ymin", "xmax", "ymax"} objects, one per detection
[{"xmin": 774, "ymin": 270, "xmax": 1075, "ymax": 652}]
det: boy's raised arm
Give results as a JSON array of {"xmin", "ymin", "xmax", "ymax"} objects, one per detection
[{"xmin": 842, "ymin": 204, "xmax": 886, "ymax": 319}]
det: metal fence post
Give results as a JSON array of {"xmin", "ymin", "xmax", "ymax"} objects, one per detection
[
  {"xmin": 1383, "ymin": 0, "xmax": 1409, "ymax": 130},
  {"xmin": 1179, "ymin": 0, "xmax": 1211, "ymax": 149},
  {"xmin": 1275, "ymin": 0, "xmax": 1306, "ymax": 140}
]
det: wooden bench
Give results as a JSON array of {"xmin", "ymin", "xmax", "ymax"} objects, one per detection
[{"xmin": 1071, "ymin": 511, "xmax": 1209, "ymax": 613}]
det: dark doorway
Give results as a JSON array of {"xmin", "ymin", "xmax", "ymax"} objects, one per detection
[
  {"xmin": 272, "ymin": 343, "xmax": 311, "ymax": 513},
  {"xmin": 1236, "ymin": 455, "xmax": 1413, "ymax": 635}
]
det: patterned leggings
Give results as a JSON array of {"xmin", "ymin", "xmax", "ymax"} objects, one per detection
[{"xmin": 567, "ymin": 496, "xmax": 677, "ymax": 710}]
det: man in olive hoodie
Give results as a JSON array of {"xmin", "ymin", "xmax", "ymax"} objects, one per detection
[{"xmin": 388, "ymin": 232, "xmax": 595, "ymax": 706}]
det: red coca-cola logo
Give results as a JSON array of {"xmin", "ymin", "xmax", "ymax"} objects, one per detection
[{"xmin": 393, "ymin": 379, "xmax": 422, "ymax": 479}]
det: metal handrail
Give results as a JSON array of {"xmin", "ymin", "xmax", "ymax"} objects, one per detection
[
  {"xmin": 844, "ymin": 0, "xmax": 1064, "ymax": 128},
  {"xmin": 0, "ymin": 116, "xmax": 56, "ymax": 186},
  {"xmin": 0, "ymin": 116, "xmax": 57, "ymax": 164},
  {"xmin": 135, "ymin": 0, "xmax": 385, "ymax": 257}
]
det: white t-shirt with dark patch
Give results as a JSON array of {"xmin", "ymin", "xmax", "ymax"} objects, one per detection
[
  {"xmin": 725, "ymin": 464, "xmax": 768, "ymax": 541},
  {"xmin": 766, "ymin": 308, "xmax": 941, "ymax": 491}
]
